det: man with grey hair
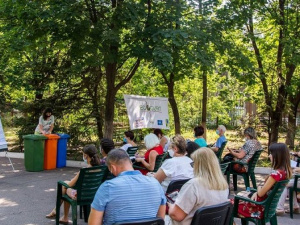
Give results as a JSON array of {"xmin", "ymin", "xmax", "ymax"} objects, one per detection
[
  {"xmin": 88, "ymin": 149, "xmax": 166, "ymax": 225},
  {"xmin": 211, "ymin": 125, "xmax": 227, "ymax": 152}
]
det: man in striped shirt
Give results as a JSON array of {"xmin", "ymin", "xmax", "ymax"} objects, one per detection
[{"xmin": 89, "ymin": 149, "xmax": 166, "ymax": 225}]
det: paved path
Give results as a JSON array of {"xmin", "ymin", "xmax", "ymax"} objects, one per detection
[{"xmin": 0, "ymin": 157, "xmax": 299, "ymax": 225}]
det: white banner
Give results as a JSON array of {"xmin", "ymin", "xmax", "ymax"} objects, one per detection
[
  {"xmin": 124, "ymin": 94, "xmax": 170, "ymax": 130},
  {"xmin": 0, "ymin": 117, "xmax": 8, "ymax": 151}
]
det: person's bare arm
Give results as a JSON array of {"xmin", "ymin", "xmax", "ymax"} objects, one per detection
[
  {"xmin": 157, "ymin": 205, "xmax": 166, "ymax": 219},
  {"xmin": 153, "ymin": 168, "xmax": 167, "ymax": 183},
  {"xmin": 168, "ymin": 203, "xmax": 187, "ymax": 222},
  {"xmin": 88, "ymin": 208, "xmax": 103, "ymax": 225},
  {"xmin": 229, "ymin": 148, "xmax": 246, "ymax": 159},
  {"xmin": 136, "ymin": 150, "xmax": 158, "ymax": 171},
  {"xmin": 49, "ymin": 123, "xmax": 54, "ymax": 133},
  {"xmin": 251, "ymin": 176, "xmax": 276, "ymax": 201},
  {"xmin": 210, "ymin": 146, "xmax": 219, "ymax": 152}
]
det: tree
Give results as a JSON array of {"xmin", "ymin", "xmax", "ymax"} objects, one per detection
[{"xmin": 220, "ymin": 0, "xmax": 300, "ymax": 144}]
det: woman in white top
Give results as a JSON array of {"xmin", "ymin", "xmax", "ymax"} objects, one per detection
[
  {"xmin": 34, "ymin": 108, "xmax": 54, "ymax": 135},
  {"xmin": 120, "ymin": 130, "xmax": 137, "ymax": 152},
  {"xmin": 153, "ymin": 134, "xmax": 194, "ymax": 192},
  {"xmin": 168, "ymin": 147, "xmax": 229, "ymax": 225}
]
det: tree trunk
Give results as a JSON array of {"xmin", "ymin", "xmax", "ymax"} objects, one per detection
[
  {"xmin": 286, "ymin": 92, "xmax": 300, "ymax": 147},
  {"xmin": 167, "ymin": 76, "xmax": 181, "ymax": 134},
  {"xmin": 201, "ymin": 70, "xmax": 207, "ymax": 139},
  {"xmin": 286, "ymin": 109, "xmax": 297, "ymax": 148},
  {"xmin": 270, "ymin": 110, "xmax": 281, "ymax": 144}
]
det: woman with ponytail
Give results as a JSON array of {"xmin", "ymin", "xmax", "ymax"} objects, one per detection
[{"xmin": 46, "ymin": 144, "xmax": 101, "ymax": 224}]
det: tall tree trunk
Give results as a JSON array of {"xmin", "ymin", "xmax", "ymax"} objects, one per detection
[
  {"xmin": 201, "ymin": 70, "xmax": 207, "ymax": 139},
  {"xmin": 167, "ymin": 75, "xmax": 181, "ymax": 134},
  {"xmin": 286, "ymin": 92, "xmax": 300, "ymax": 147}
]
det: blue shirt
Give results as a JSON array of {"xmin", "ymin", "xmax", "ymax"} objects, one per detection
[
  {"xmin": 194, "ymin": 138, "xmax": 207, "ymax": 147},
  {"xmin": 216, "ymin": 135, "xmax": 226, "ymax": 148},
  {"xmin": 91, "ymin": 170, "xmax": 166, "ymax": 225}
]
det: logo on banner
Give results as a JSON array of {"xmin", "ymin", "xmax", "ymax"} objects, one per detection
[
  {"xmin": 157, "ymin": 120, "xmax": 163, "ymax": 125},
  {"xmin": 140, "ymin": 101, "xmax": 162, "ymax": 113}
]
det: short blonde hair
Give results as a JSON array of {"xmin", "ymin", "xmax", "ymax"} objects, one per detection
[
  {"xmin": 191, "ymin": 147, "xmax": 228, "ymax": 190},
  {"xmin": 144, "ymin": 133, "xmax": 160, "ymax": 150}
]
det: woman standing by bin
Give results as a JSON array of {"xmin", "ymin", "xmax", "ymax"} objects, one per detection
[
  {"xmin": 46, "ymin": 144, "xmax": 101, "ymax": 223},
  {"xmin": 35, "ymin": 108, "xmax": 54, "ymax": 135}
]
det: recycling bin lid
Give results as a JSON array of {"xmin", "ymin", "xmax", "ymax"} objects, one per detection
[
  {"xmin": 43, "ymin": 134, "xmax": 61, "ymax": 139},
  {"xmin": 57, "ymin": 133, "xmax": 70, "ymax": 138},
  {"xmin": 23, "ymin": 134, "xmax": 48, "ymax": 140}
]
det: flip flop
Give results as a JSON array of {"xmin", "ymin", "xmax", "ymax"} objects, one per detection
[
  {"xmin": 59, "ymin": 220, "xmax": 69, "ymax": 225},
  {"xmin": 45, "ymin": 211, "xmax": 56, "ymax": 219}
]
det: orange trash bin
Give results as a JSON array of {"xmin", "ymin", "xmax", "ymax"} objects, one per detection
[{"xmin": 43, "ymin": 134, "xmax": 60, "ymax": 170}]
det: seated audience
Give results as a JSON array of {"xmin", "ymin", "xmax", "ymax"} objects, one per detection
[
  {"xmin": 194, "ymin": 125, "xmax": 207, "ymax": 147},
  {"xmin": 168, "ymin": 147, "xmax": 229, "ymax": 225},
  {"xmin": 46, "ymin": 145, "xmax": 101, "ymax": 224},
  {"xmin": 233, "ymin": 143, "xmax": 292, "ymax": 220},
  {"xmin": 135, "ymin": 133, "xmax": 164, "ymax": 175},
  {"xmin": 210, "ymin": 125, "xmax": 227, "ymax": 152},
  {"xmin": 120, "ymin": 130, "xmax": 137, "ymax": 152},
  {"xmin": 99, "ymin": 138, "xmax": 115, "ymax": 165},
  {"xmin": 154, "ymin": 128, "xmax": 170, "ymax": 152},
  {"xmin": 277, "ymin": 155, "xmax": 300, "ymax": 215},
  {"xmin": 186, "ymin": 141, "xmax": 200, "ymax": 158},
  {"xmin": 88, "ymin": 149, "xmax": 166, "ymax": 225},
  {"xmin": 152, "ymin": 135, "xmax": 194, "ymax": 192},
  {"xmin": 226, "ymin": 127, "xmax": 262, "ymax": 173}
]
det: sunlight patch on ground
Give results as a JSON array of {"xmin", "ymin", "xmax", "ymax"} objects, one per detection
[
  {"xmin": 0, "ymin": 175, "xmax": 5, "ymax": 179},
  {"xmin": 44, "ymin": 188, "xmax": 55, "ymax": 192},
  {"xmin": 0, "ymin": 198, "xmax": 18, "ymax": 207},
  {"xmin": 27, "ymin": 185, "xmax": 35, "ymax": 188}
]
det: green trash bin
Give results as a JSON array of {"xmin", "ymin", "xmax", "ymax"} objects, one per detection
[{"xmin": 23, "ymin": 134, "xmax": 47, "ymax": 172}]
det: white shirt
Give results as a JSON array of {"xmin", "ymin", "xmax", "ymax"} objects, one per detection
[
  {"xmin": 172, "ymin": 178, "xmax": 229, "ymax": 225},
  {"xmin": 160, "ymin": 156, "xmax": 194, "ymax": 192},
  {"xmin": 120, "ymin": 143, "xmax": 132, "ymax": 152}
]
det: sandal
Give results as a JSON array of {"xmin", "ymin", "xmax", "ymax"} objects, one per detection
[
  {"xmin": 285, "ymin": 208, "xmax": 300, "ymax": 214},
  {"xmin": 59, "ymin": 220, "xmax": 69, "ymax": 225},
  {"xmin": 275, "ymin": 209, "xmax": 285, "ymax": 216},
  {"xmin": 45, "ymin": 211, "xmax": 56, "ymax": 219}
]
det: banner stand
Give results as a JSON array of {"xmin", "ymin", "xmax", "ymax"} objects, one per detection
[{"xmin": 0, "ymin": 116, "xmax": 14, "ymax": 171}]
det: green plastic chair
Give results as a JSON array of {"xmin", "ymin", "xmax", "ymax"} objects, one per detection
[
  {"xmin": 220, "ymin": 162, "xmax": 230, "ymax": 174},
  {"xmin": 127, "ymin": 146, "xmax": 138, "ymax": 157},
  {"xmin": 227, "ymin": 150, "xmax": 263, "ymax": 191},
  {"xmin": 133, "ymin": 152, "xmax": 168, "ymax": 173},
  {"xmin": 232, "ymin": 179, "xmax": 289, "ymax": 225},
  {"xmin": 289, "ymin": 174, "xmax": 300, "ymax": 218},
  {"xmin": 216, "ymin": 141, "xmax": 227, "ymax": 162},
  {"xmin": 55, "ymin": 166, "xmax": 108, "ymax": 225}
]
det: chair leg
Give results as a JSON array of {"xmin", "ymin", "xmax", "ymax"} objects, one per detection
[
  {"xmin": 241, "ymin": 218, "xmax": 248, "ymax": 225},
  {"xmin": 289, "ymin": 188, "xmax": 294, "ymax": 219},
  {"xmin": 80, "ymin": 206, "xmax": 82, "ymax": 219},
  {"xmin": 243, "ymin": 174, "xmax": 250, "ymax": 190},
  {"xmin": 56, "ymin": 200, "xmax": 61, "ymax": 225},
  {"xmin": 250, "ymin": 173, "xmax": 257, "ymax": 189},
  {"xmin": 233, "ymin": 174, "xmax": 238, "ymax": 191},
  {"xmin": 270, "ymin": 215, "xmax": 278, "ymax": 225},
  {"xmin": 71, "ymin": 203, "xmax": 77, "ymax": 225},
  {"xmin": 83, "ymin": 205, "xmax": 91, "ymax": 222}
]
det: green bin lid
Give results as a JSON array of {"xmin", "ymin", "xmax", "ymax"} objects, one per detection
[{"xmin": 23, "ymin": 134, "xmax": 48, "ymax": 140}]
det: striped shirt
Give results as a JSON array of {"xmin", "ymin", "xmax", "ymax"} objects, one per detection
[{"xmin": 91, "ymin": 170, "xmax": 166, "ymax": 225}]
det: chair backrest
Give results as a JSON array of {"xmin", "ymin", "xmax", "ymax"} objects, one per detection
[
  {"xmin": 153, "ymin": 152, "xmax": 168, "ymax": 172},
  {"xmin": 247, "ymin": 150, "xmax": 263, "ymax": 173},
  {"xmin": 216, "ymin": 141, "xmax": 227, "ymax": 161},
  {"xmin": 166, "ymin": 179, "xmax": 191, "ymax": 194},
  {"xmin": 113, "ymin": 217, "xmax": 165, "ymax": 225},
  {"xmin": 263, "ymin": 179, "xmax": 289, "ymax": 220},
  {"xmin": 75, "ymin": 165, "xmax": 108, "ymax": 205},
  {"xmin": 220, "ymin": 162, "xmax": 230, "ymax": 174},
  {"xmin": 191, "ymin": 201, "xmax": 233, "ymax": 225},
  {"xmin": 127, "ymin": 146, "xmax": 138, "ymax": 157}
]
